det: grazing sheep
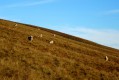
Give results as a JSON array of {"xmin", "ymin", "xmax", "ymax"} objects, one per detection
[
  {"xmin": 50, "ymin": 40, "xmax": 54, "ymax": 44},
  {"xmin": 28, "ymin": 36, "xmax": 33, "ymax": 41},
  {"xmin": 38, "ymin": 34, "xmax": 43, "ymax": 37},
  {"xmin": 105, "ymin": 56, "xmax": 108, "ymax": 61},
  {"xmin": 15, "ymin": 24, "xmax": 18, "ymax": 26},
  {"xmin": 38, "ymin": 34, "xmax": 43, "ymax": 38},
  {"xmin": 53, "ymin": 34, "xmax": 56, "ymax": 37},
  {"xmin": 40, "ymin": 34, "xmax": 43, "ymax": 37}
]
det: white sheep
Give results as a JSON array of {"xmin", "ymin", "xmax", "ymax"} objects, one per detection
[
  {"xmin": 40, "ymin": 34, "xmax": 43, "ymax": 37},
  {"xmin": 53, "ymin": 34, "xmax": 56, "ymax": 37},
  {"xmin": 15, "ymin": 24, "xmax": 18, "ymax": 26},
  {"xmin": 105, "ymin": 56, "xmax": 108, "ymax": 61},
  {"xmin": 38, "ymin": 34, "xmax": 43, "ymax": 38},
  {"xmin": 28, "ymin": 36, "xmax": 33, "ymax": 41},
  {"xmin": 50, "ymin": 40, "xmax": 54, "ymax": 44}
]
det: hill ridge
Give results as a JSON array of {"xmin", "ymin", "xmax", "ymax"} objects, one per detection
[
  {"xmin": 0, "ymin": 19, "xmax": 118, "ymax": 51},
  {"xmin": 0, "ymin": 19, "xmax": 119, "ymax": 80}
]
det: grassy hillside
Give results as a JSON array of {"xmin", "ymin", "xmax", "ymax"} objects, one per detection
[{"xmin": 0, "ymin": 19, "xmax": 119, "ymax": 80}]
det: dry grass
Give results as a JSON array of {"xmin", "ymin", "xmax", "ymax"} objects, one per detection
[{"xmin": 0, "ymin": 19, "xmax": 119, "ymax": 80}]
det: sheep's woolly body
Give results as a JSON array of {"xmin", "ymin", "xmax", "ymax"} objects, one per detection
[
  {"xmin": 28, "ymin": 36, "xmax": 33, "ymax": 41},
  {"xmin": 15, "ymin": 24, "xmax": 18, "ymax": 26},
  {"xmin": 50, "ymin": 40, "xmax": 54, "ymax": 44},
  {"xmin": 40, "ymin": 34, "xmax": 43, "ymax": 37},
  {"xmin": 53, "ymin": 34, "xmax": 56, "ymax": 37},
  {"xmin": 105, "ymin": 56, "xmax": 108, "ymax": 61}
]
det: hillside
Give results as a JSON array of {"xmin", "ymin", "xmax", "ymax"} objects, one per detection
[{"xmin": 0, "ymin": 19, "xmax": 119, "ymax": 80}]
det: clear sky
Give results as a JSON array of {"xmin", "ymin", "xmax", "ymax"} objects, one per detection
[{"xmin": 0, "ymin": 0, "xmax": 119, "ymax": 49}]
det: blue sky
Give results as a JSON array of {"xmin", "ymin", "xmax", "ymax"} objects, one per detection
[{"xmin": 0, "ymin": 0, "xmax": 119, "ymax": 49}]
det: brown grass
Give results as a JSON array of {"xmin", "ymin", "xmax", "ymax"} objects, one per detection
[{"xmin": 0, "ymin": 19, "xmax": 119, "ymax": 80}]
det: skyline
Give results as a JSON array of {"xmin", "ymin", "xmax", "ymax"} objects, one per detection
[{"xmin": 0, "ymin": 0, "xmax": 119, "ymax": 49}]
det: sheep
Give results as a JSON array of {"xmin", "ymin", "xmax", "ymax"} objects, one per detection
[
  {"xmin": 50, "ymin": 40, "xmax": 54, "ymax": 44},
  {"xmin": 28, "ymin": 36, "xmax": 33, "ymax": 41},
  {"xmin": 15, "ymin": 24, "xmax": 18, "ymax": 26},
  {"xmin": 38, "ymin": 34, "xmax": 43, "ymax": 38},
  {"xmin": 40, "ymin": 34, "xmax": 43, "ymax": 37},
  {"xmin": 53, "ymin": 34, "xmax": 56, "ymax": 37},
  {"xmin": 105, "ymin": 56, "xmax": 108, "ymax": 61}
]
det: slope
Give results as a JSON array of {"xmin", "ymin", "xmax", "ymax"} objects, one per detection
[{"xmin": 0, "ymin": 19, "xmax": 119, "ymax": 80}]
